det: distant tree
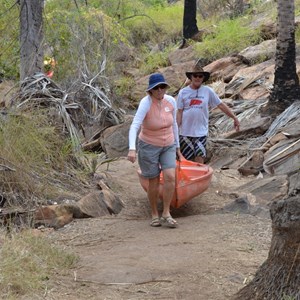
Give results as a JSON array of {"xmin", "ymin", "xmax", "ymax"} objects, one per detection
[
  {"xmin": 262, "ymin": 0, "xmax": 300, "ymax": 117},
  {"xmin": 20, "ymin": 0, "xmax": 44, "ymax": 80},
  {"xmin": 183, "ymin": 0, "xmax": 199, "ymax": 39}
]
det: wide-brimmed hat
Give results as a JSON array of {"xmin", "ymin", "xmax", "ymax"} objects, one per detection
[
  {"xmin": 186, "ymin": 64, "xmax": 210, "ymax": 82},
  {"xmin": 146, "ymin": 73, "xmax": 170, "ymax": 91}
]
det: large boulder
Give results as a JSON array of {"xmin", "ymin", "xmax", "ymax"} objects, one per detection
[
  {"xmin": 100, "ymin": 115, "xmax": 133, "ymax": 158},
  {"xmin": 205, "ymin": 55, "xmax": 249, "ymax": 83},
  {"xmin": 239, "ymin": 39, "xmax": 276, "ymax": 64}
]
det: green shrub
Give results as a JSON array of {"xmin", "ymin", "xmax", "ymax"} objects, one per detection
[
  {"xmin": 121, "ymin": 3, "xmax": 182, "ymax": 46},
  {"xmin": 44, "ymin": 7, "xmax": 131, "ymax": 84},
  {"xmin": 295, "ymin": 26, "xmax": 300, "ymax": 44},
  {"xmin": 0, "ymin": 1, "xmax": 20, "ymax": 79},
  {"xmin": 282, "ymin": 295, "xmax": 296, "ymax": 300},
  {"xmin": 195, "ymin": 18, "xmax": 262, "ymax": 61},
  {"xmin": 87, "ymin": 0, "xmax": 167, "ymax": 18},
  {"xmin": 140, "ymin": 48, "xmax": 171, "ymax": 75},
  {"xmin": 114, "ymin": 76, "xmax": 136, "ymax": 99}
]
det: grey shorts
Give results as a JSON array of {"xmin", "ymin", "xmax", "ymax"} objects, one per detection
[{"xmin": 138, "ymin": 139, "xmax": 176, "ymax": 179}]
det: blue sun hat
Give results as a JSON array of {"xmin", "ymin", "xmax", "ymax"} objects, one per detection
[{"xmin": 146, "ymin": 73, "xmax": 170, "ymax": 91}]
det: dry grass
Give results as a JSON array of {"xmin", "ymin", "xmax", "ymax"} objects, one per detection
[
  {"xmin": 0, "ymin": 110, "xmax": 88, "ymax": 207},
  {"xmin": 0, "ymin": 229, "xmax": 78, "ymax": 298}
]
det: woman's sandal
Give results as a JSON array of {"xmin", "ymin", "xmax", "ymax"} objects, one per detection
[
  {"xmin": 160, "ymin": 216, "xmax": 178, "ymax": 228},
  {"xmin": 150, "ymin": 217, "xmax": 161, "ymax": 227}
]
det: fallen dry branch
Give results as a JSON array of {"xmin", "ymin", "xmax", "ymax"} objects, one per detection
[
  {"xmin": 74, "ymin": 278, "xmax": 172, "ymax": 285},
  {"xmin": 210, "ymin": 98, "xmax": 268, "ymax": 136},
  {"xmin": 0, "ymin": 164, "xmax": 15, "ymax": 172},
  {"xmin": 225, "ymin": 74, "xmax": 263, "ymax": 99},
  {"xmin": 13, "ymin": 73, "xmax": 125, "ymax": 156}
]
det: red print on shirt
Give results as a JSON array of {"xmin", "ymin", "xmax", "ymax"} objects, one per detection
[{"xmin": 190, "ymin": 99, "xmax": 202, "ymax": 106}]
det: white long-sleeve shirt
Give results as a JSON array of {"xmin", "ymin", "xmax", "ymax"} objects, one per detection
[{"xmin": 129, "ymin": 94, "xmax": 179, "ymax": 150}]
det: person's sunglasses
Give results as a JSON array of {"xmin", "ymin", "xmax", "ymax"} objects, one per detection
[
  {"xmin": 192, "ymin": 74, "xmax": 204, "ymax": 78},
  {"xmin": 152, "ymin": 84, "xmax": 167, "ymax": 90}
]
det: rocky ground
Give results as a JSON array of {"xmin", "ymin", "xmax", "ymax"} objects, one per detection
[{"xmin": 44, "ymin": 158, "xmax": 272, "ymax": 300}]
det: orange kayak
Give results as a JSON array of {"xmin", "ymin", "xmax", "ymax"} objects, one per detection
[{"xmin": 137, "ymin": 158, "xmax": 213, "ymax": 208}]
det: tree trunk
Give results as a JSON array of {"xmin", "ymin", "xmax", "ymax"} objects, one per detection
[
  {"xmin": 183, "ymin": 0, "xmax": 199, "ymax": 39},
  {"xmin": 263, "ymin": 0, "xmax": 300, "ymax": 117},
  {"xmin": 20, "ymin": 0, "xmax": 44, "ymax": 81},
  {"xmin": 233, "ymin": 195, "xmax": 300, "ymax": 300},
  {"xmin": 234, "ymin": 0, "xmax": 244, "ymax": 16}
]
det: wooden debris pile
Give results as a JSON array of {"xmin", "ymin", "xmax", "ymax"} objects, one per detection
[
  {"xmin": 208, "ymin": 99, "xmax": 300, "ymax": 214},
  {"xmin": 14, "ymin": 72, "xmax": 125, "ymax": 153},
  {"xmin": 209, "ymin": 100, "xmax": 300, "ymax": 177}
]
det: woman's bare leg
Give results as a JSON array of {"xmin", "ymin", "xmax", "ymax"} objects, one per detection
[
  {"xmin": 147, "ymin": 176, "xmax": 160, "ymax": 218},
  {"xmin": 161, "ymin": 168, "xmax": 176, "ymax": 217}
]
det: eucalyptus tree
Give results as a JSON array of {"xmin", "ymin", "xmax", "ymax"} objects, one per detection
[
  {"xmin": 183, "ymin": 0, "xmax": 199, "ymax": 39},
  {"xmin": 264, "ymin": 0, "xmax": 300, "ymax": 117},
  {"xmin": 233, "ymin": 2, "xmax": 300, "ymax": 299},
  {"xmin": 20, "ymin": 0, "xmax": 44, "ymax": 80}
]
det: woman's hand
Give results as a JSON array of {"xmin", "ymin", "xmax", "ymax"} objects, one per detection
[
  {"xmin": 176, "ymin": 148, "xmax": 185, "ymax": 161},
  {"xmin": 127, "ymin": 149, "xmax": 136, "ymax": 163}
]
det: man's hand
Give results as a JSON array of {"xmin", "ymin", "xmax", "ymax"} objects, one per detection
[{"xmin": 233, "ymin": 117, "xmax": 240, "ymax": 132}]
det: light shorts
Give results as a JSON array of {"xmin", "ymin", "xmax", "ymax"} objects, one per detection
[{"xmin": 138, "ymin": 139, "xmax": 176, "ymax": 179}]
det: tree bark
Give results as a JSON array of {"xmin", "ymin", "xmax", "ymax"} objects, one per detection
[
  {"xmin": 233, "ymin": 195, "xmax": 300, "ymax": 300},
  {"xmin": 263, "ymin": 0, "xmax": 300, "ymax": 117},
  {"xmin": 234, "ymin": 0, "xmax": 244, "ymax": 15},
  {"xmin": 183, "ymin": 0, "xmax": 199, "ymax": 39},
  {"xmin": 20, "ymin": 0, "xmax": 44, "ymax": 81}
]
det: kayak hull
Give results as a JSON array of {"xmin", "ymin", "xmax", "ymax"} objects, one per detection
[{"xmin": 137, "ymin": 159, "xmax": 213, "ymax": 208}]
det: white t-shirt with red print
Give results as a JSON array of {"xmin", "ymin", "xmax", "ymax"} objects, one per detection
[{"xmin": 177, "ymin": 85, "xmax": 222, "ymax": 137}]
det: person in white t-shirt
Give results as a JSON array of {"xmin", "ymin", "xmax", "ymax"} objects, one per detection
[{"xmin": 177, "ymin": 63, "xmax": 240, "ymax": 163}]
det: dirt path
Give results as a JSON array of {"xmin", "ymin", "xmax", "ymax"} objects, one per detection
[{"xmin": 49, "ymin": 159, "xmax": 272, "ymax": 300}]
